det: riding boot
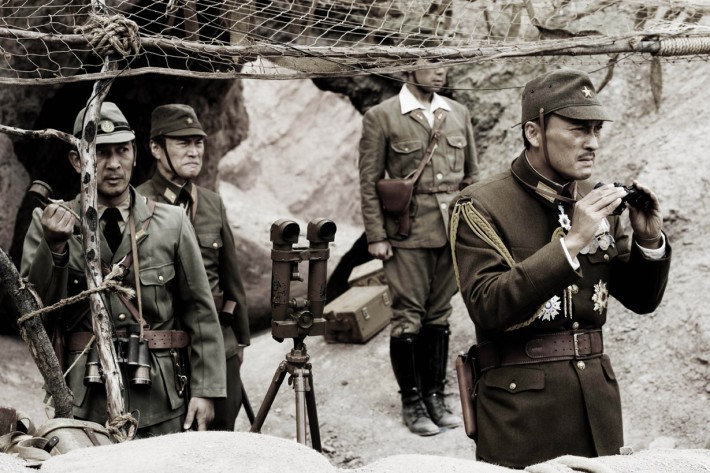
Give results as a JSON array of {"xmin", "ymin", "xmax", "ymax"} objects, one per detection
[
  {"xmin": 390, "ymin": 336, "xmax": 440, "ymax": 436},
  {"xmin": 418, "ymin": 325, "xmax": 462, "ymax": 429}
]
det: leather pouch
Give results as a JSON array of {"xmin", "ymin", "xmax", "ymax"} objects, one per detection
[
  {"xmin": 455, "ymin": 346, "xmax": 478, "ymax": 441},
  {"xmin": 376, "ymin": 178, "xmax": 414, "ymax": 237}
]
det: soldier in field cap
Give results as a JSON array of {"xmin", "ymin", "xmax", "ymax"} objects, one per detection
[
  {"xmin": 137, "ymin": 103, "xmax": 250, "ymax": 431},
  {"xmin": 449, "ymin": 69, "xmax": 671, "ymax": 468},
  {"xmin": 22, "ymin": 101, "xmax": 226, "ymax": 437}
]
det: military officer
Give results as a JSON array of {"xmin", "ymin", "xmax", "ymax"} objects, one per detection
[
  {"xmin": 21, "ymin": 102, "xmax": 226, "ymax": 437},
  {"xmin": 136, "ymin": 104, "xmax": 250, "ymax": 431},
  {"xmin": 450, "ymin": 69, "xmax": 671, "ymax": 467},
  {"xmin": 359, "ymin": 64, "xmax": 479, "ymax": 435}
]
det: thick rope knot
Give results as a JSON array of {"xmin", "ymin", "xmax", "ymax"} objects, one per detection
[
  {"xmin": 76, "ymin": 13, "xmax": 140, "ymax": 59},
  {"xmin": 106, "ymin": 413, "xmax": 138, "ymax": 442}
]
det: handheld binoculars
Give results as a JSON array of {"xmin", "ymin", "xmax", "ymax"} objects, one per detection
[
  {"xmin": 270, "ymin": 218, "xmax": 337, "ymax": 342},
  {"xmin": 83, "ymin": 325, "xmax": 152, "ymax": 388},
  {"xmin": 27, "ymin": 180, "xmax": 81, "ymax": 234}
]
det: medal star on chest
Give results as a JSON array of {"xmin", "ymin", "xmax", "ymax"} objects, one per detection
[{"xmin": 592, "ymin": 280, "xmax": 609, "ymax": 314}]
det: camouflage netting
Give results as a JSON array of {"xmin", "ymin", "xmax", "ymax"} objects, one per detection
[{"xmin": 2, "ymin": 0, "xmax": 710, "ymax": 84}]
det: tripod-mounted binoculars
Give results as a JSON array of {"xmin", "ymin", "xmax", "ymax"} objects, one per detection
[
  {"xmin": 270, "ymin": 218, "xmax": 336, "ymax": 342},
  {"xmin": 250, "ymin": 218, "xmax": 337, "ymax": 451}
]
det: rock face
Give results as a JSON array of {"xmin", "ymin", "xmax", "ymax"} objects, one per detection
[{"xmin": 218, "ymin": 73, "xmax": 364, "ymax": 326}]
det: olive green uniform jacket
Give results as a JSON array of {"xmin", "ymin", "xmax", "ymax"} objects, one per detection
[
  {"xmin": 359, "ymin": 93, "xmax": 479, "ymax": 248},
  {"xmin": 21, "ymin": 190, "xmax": 226, "ymax": 429},
  {"xmin": 450, "ymin": 154, "xmax": 671, "ymax": 468},
  {"xmin": 137, "ymin": 173, "xmax": 250, "ymax": 429}
]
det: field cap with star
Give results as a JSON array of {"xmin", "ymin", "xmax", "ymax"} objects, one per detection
[
  {"xmin": 150, "ymin": 104, "xmax": 207, "ymax": 139},
  {"xmin": 73, "ymin": 102, "xmax": 135, "ymax": 144},
  {"xmin": 519, "ymin": 68, "xmax": 613, "ymax": 126}
]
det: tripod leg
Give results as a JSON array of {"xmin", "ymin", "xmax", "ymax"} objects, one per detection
[
  {"xmin": 304, "ymin": 366, "xmax": 322, "ymax": 452},
  {"xmin": 293, "ymin": 367, "xmax": 308, "ymax": 445},
  {"xmin": 250, "ymin": 361, "xmax": 288, "ymax": 433}
]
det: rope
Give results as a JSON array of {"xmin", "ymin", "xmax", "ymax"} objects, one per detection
[
  {"xmin": 17, "ymin": 264, "xmax": 136, "ymax": 326},
  {"xmin": 106, "ymin": 413, "xmax": 138, "ymax": 443},
  {"xmin": 656, "ymin": 37, "xmax": 710, "ymax": 56},
  {"xmin": 75, "ymin": 13, "xmax": 141, "ymax": 59},
  {"xmin": 450, "ymin": 198, "xmax": 569, "ymax": 332}
]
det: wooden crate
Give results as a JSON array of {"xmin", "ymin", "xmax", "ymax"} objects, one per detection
[{"xmin": 324, "ymin": 285, "xmax": 392, "ymax": 343}]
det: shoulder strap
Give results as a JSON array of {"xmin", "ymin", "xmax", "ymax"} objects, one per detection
[
  {"xmin": 100, "ymin": 198, "xmax": 157, "ymax": 332},
  {"xmin": 406, "ymin": 109, "xmax": 448, "ymax": 185},
  {"xmin": 128, "ymin": 199, "xmax": 156, "ymax": 334}
]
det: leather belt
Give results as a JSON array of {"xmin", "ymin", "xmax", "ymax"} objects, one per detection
[
  {"xmin": 415, "ymin": 184, "xmax": 459, "ymax": 194},
  {"xmin": 67, "ymin": 330, "xmax": 190, "ymax": 351},
  {"xmin": 477, "ymin": 330, "xmax": 603, "ymax": 372}
]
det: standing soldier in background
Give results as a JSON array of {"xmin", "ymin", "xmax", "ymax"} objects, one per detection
[
  {"xmin": 137, "ymin": 104, "xmax": 250, "ymax": 431},
  {"xmin": 359, "ymin": 64, "xmax": 479, "ymax": 436},
  {"xmin": 21, "ymin": 102, "xmax": 226, "ymax": 436}
]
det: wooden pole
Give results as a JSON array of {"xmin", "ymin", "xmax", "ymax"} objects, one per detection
[
  {"xmin": 75, "ymin": 59, "xmax": 130, "ymax": 435},
  {"xmin": 0, "ymin": 248, "xmax": 74, "ymax": 419}
]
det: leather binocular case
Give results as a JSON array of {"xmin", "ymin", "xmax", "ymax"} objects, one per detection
[{"xmin": 126, "ymin": 325, "xmax": 151, "ymax": 389}]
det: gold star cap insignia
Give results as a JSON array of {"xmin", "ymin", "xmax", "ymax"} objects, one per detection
[
  {"xmin": 99, "ymin": 120, "xmax": 115, "ymax": 133},
  {"xmin": 582, "ymin": 86, "xmax": 593, "ymax": 98},
  {"xmin": 186, "ymin": 117, "xmax": 193, "ymax": 125}
]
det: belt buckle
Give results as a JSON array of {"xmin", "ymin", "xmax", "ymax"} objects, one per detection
[{"xmin": 573, "ymin": 332, "xmax": 580, "ymax": 358}]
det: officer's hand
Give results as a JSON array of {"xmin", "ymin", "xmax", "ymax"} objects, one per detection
[
  {"xmin": 183, "ymin": 397, "xmax": 214, "ymax": 431},
  {"xmin": 368, "ymin": 240, "xmax": 393, "ymax": 261},
  {"xmin": 627, "ymin": 180, "xmax": 663, "ymax": 248},
  {"xmin": 565, "ymin": 184, "xmax": 627, "ymax": 256},
  {"xmin": 41, "ymin": 203, "xmax": 76, "ymax": 253}
]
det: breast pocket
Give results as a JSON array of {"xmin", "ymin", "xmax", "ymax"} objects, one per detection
[
  {"xmin": 197, "ymin": 232, "xmax": 222, "ymax": 263},
  {"xmin": 139, "ymin": 262, "xmax": 176, "ymax": 323},
  {"xmin": 390, "ymin": 140, "xmax": 423, "ymax": 177},
  {"xmin": 445, "ymin": 135, "xmax": 466, "ymax": 172}
]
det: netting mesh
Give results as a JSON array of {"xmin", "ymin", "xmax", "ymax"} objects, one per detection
[{"xmin": 1, "ymin": 0, "xmax": 710, "ymax": 83}]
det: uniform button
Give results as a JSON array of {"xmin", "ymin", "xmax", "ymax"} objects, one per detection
[
  {"xmin": 436, "ymin": 173, "xmax": 443, "ymax": 181},
  {"xmin": 117, "ymin": 313, "xmax": 126, "ymax": 321},
  {"xmin": 572, "ymin": 321, "xmax": 580, "ymax": 330},
  {"xmin": 577, "ymin": 361, "xmax": 586, "ymax": 370},
  {"xmin": 212, "ymin": 242, "xmax": 218, "ymax": 248},
  {"xmin": 603, "ymin": 254, "xmax": 610, "ymax": 261},
  {"xmin": 179, "ymin": 203, "xmax": 185, "ymax": 208},
  {"xmin": 403, "ymin": 147, "xmax": 409, "ymax": 151},
  {"xmin": 158, "ymin": 275, "xmax": 164, "ymax": 281},
  {"xmin": 73, "ymin": 279, "xmax": 79, "ymax": 285},
  {"xmin": 509, "ymin": 382, "xmax": 517, "ymax": 391},
  {"xmin": 570, "ymin": 284, "xmax": 579, "ymax": 294},
  {"xmin": 440, "ymin": 203, "xmax": 447, "ymax": 210}
]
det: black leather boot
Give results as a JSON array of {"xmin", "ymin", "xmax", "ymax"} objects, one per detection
[
  {"xmin": 390, "ymin": 336, "xmax": 440, "ymax": 436},
  {"xmin": 418, "ymin": 325, "xmax": 462, "ymax": 429}
]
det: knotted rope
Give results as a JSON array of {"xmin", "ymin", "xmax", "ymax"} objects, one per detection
[
  {"xmin": 17, "ymin": 264, "xmax": 135, "ymax": 326},
  {"xmin": 75, "ymin": 13, "xmax": 140, "ymax": 59},
  {"xmin": 106, "ymin": 413, "xmax": 138, "ymax": 443}
]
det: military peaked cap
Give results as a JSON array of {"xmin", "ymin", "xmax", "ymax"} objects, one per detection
[
  {"xmin": 150, "ymin": 104, "xmax": 206, "ymax": 139},
  {"xmin": 73, "ymin": 102, "xmax": 135, "ymax": 145},
  {"xmin": 519, "ymin": 69, "xmax": 612, "ymax": 125}
]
